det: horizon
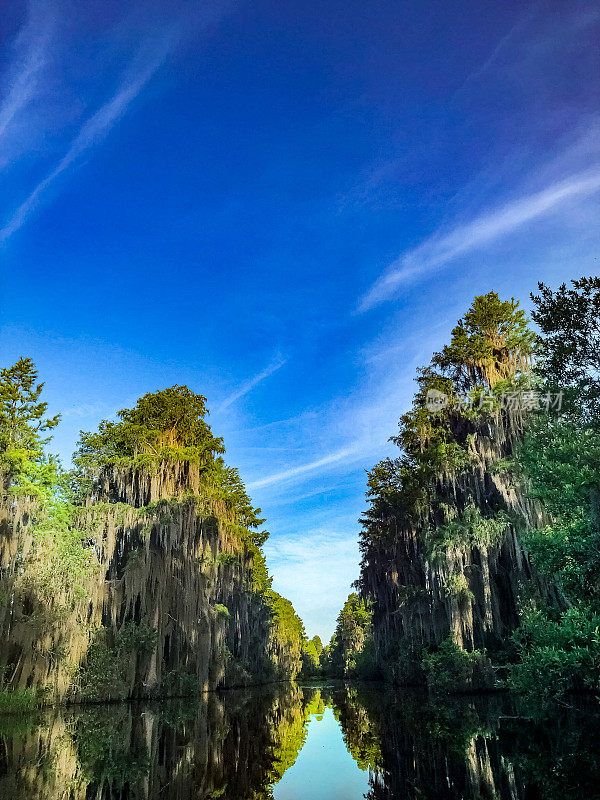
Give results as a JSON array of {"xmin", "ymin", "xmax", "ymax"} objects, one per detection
[{"xmin": 1, "ymin": 0, "xmax": 599, "ymax": 641}]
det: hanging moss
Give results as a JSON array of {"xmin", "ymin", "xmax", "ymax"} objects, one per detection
[
  {"xmin": 0, "ymin": 368, "xmax": 307, "ymax": 703},
  {"xmin": 355, "ymin": 292, "xmax": 560, "ymax": 686},
  {"xmin": 426, "ymin": 505, "xmax": 510, "ymax": 560}
]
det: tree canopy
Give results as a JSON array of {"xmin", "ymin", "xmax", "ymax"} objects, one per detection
[
  {"xmin": 432, "ymin": 291, "xmax": 536, "ymax": 391},
  {"xmin": 531, "ymin": 276, "xmax": 600, "ymax": 418},
  {"xmin": 324, "ymin": 593, "xmax": 374, "ymax": 677},
  {"xmin": 74, "ymin": 385, "xmax": 225, "ymax": 471},
  {"xmin": 0, "ymin": 358, "xmax": 60, "ymax": 469}
]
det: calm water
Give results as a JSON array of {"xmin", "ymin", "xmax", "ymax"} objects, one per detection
[{"xmin": 1, "ymin": 683, "xmax": 599, "ymax": 799}]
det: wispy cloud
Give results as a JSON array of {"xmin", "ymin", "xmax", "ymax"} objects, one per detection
[
  {"xmin": 0, "ymin": 1, "xmax": 53, "ymax": 148},
  {"xmin": 218, "ymin": 356, "xmax": 287, "ymax": 412},
  {"xmin": 264, "ymin": 530, "xmax": 361, "ymax": 640},
  {"xmin": 61, "ymin": 400, "xmax": 118, "ymax": 419},
  {"xmin": 452, "ymin": 9, "xmax": 535, "ymax": 101},
  {"xmin": 358, "ymin": 166, "xmax": 600, "ymax": 312},
  {"xmin": 0, "ymin": 28, "xmax": 180, "ymax": 242},
  {"xmin": 245, "ymin": 309, "xmax": 484, "ymax": 496},
  {"xmin": 248, "ymin": 444, "xmax": 361, "ymax": 491}
]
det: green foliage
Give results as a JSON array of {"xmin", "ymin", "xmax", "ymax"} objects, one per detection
[
  {"xmin": 520, "ymin": 418, "xmax": 600, "ymax": 522},
  {"xmin": 427, "ymin": 505, "xmax": 510, "ymax": 560},
  {"xmin": 432, "ymin": 291, "xmax": 536, "ymax": 391},
  {"xmin": 422, "ymin": 636, "xmax": 493, "ymax": 694},
  {"xmin": 441, "ymin": 571, "xmax": 474, "ymax": 604},
  {"xmin": 0, "ymin": 357, "xmax": 59, "ymax": 472},
  {"xmin": 510, "ymin": 606, "xmax": 600, "ymax": 700},
  {"xmin": 300, "ymin": 640, "xmax": 319, "ymax": 673},
  {"xmin": 77, "ymin": 623, "xmax": 157, "ymax": 701},
  {"xmin": 300, "ymin": 635, "xmax": 325, "ymax": 677},
  {"xmin": 0, "ymin": 687, "xmax": 38, "ymax": 714},
  {"xmin": 510, "ymin": 277, "xmax": 600, "ymax": 700},
  {"xmin": 249, "ymin": 546, "xmax": 273, "ymax": 593},
  {"xmin": 517, "ymin": 417, "xmax": 600, "ymax": 602},
  {"xmin": 216, "ymin": 551, "xmax": 238, "ymax": 567},
  {"xmin": 531, "ymin": 276, "xmax": 600, "ymax": 417},
  {"xmin": 18, "ymin": 487, "xmax": 100, "ymax": 602},
  {"xmin": 208, "ymin": 462, "xmax": 267, "ymax": 534},
  {"xmin": 74, "ymin": 385, "xmax": 225, "ymax": 472},
  {"xmin": 5, "ymin": 443, "xmax": 100, "ymax": 613}
]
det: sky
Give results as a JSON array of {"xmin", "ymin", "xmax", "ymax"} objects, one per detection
[{"xmin": 1, "ymin": 0, "xmax": 599, "ymax": 641}]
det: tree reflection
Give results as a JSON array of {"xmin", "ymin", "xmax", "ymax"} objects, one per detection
[{"xmin": 1, "ymin": 685, "xmax": 599, "ymax": 800}]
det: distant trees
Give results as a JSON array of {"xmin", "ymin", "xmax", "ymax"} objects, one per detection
[
  {"xmin": 323, "ymin": 593, "xmax": 376, "ymax": 678},
  {"xmin": 266, "ymin": 591, "xmax": 305, "ymax": 679},
  {"xmin": 300, "ymin": 635, "xmax": 323, "ymax": 677}
]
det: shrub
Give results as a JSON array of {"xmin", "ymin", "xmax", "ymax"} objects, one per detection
[
  {"xmin": 77, "ymin": 623, "xmax": 157, "ymax": 701},
  {"xmin": 422, "ymin": 636, "xmax": 493, "ymax": 694},
  {"xmin": 510, "ymin": 606, "xmax": 600, "ymax": 700},
  {"xmin": 0, "ymin": 688, "xmax": 38, "ymax": 714}
]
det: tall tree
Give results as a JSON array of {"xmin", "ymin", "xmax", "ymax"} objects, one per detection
[
  {"xmin": 531, "ymin": 276, "xmax": 600, "ymax": 418},
  {"xmin": 0, "ymin": 358, "xmax": 59, "ymax": 455}
]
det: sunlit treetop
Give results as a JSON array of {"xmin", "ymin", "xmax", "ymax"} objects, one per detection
[
  {"xmin": 432, "ymin": 291, "xmax": 536, "ymax": 391},
  {"xmin": 74, "ymin": 385, "xmax": 225, "ymax": 471},
  {"xmin": 0, "ymin": 359, "xmax": 60, "ymax": 485},
  {"xmin": 392, "ymin": 292, "xmax": 536, "ymax": 461}
]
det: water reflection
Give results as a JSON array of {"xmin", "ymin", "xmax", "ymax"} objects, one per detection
[
  {"xmin": 273, "ymin": 704, "xmax": 370, "ymax": 800},
  {"xmin": 0, "ymin": 684, "xmax": 599, "ymax": 800}
]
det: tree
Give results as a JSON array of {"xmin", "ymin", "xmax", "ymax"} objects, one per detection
[
  {"xmin": 518, "ymin": 276, "xmax": 600, "ymax": 605},
  {"xmin": 0, "ymin": 359, "xmax": 60, "ymax": 490},
  {"xmin": 0, "ymin": 358, "xmax": 59, "ymax": 457},
  {"xmin": 266, "ymin": 591, "xmax": 305, "ymax": 679},
  {"xmin": 432, "ymin": 291, "xmax": 535, "ymax": 391},
  {"xmin": 210, "ymin": 462, "xmax": 266, "ymax": 534},
  {"xmin": 531, "ymin": 276, "xmax": 600, "ymax": 418},
  {"xmin": 326, "ymin": 593, "xmax": 374, "ymax": 677},
  {"xmin": 310, "ymin": 635, "xmax": 323, "ymax": 656},
  {"xmin": 300, "ymin": 637, "xmax": 321, "ymax": 676},
  {"xmin": 511, "ymin": 276, "xmax": 600, "ymax": 698},
  {"xmin": 74, "ymin": 385, "xmax": 225, "ymax": 471}
]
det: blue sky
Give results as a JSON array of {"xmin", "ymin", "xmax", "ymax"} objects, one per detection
[{"xmin": 1, "ymin": 0, "xmax": 599, "ymax": 641}]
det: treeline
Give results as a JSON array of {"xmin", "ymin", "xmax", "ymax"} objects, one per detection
[
  {"xmin": 330, "ymin": 276, "xmax": 600, "ymax": 701},
  {"xmin": 0, "ymin": 365, "xmax": 311, "ymax": 705}
]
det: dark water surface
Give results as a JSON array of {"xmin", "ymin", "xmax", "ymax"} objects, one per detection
[{"xmin": 1, "ymin": 683, "xmax": 599, "ymax": 799}]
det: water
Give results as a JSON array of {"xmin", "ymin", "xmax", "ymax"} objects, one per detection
[
  {"xmin": 273, "ymin": 706, "xmax": 370, "ymax": 799},
  {"xmin": 1, "ymin": 683, "xmax": 599, "ymax": 799}
]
